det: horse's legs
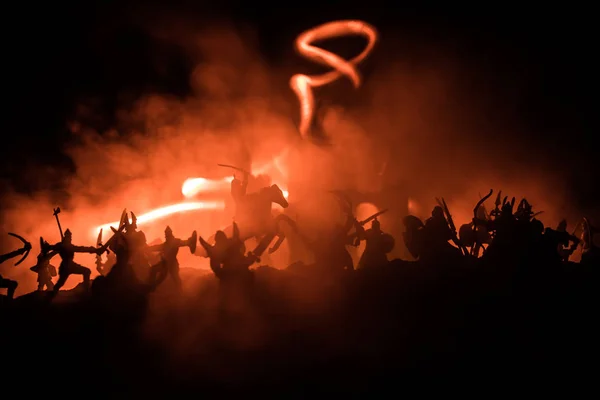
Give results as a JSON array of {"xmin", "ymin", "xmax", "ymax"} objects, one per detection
[{"xmin": 252, "ymin": 233, "xmax": 277, "ymax": 257}]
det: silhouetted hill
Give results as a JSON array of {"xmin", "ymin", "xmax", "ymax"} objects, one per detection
[{"xmin": 1, "ymin": 259, "xmax": 598, "ymax": 395}]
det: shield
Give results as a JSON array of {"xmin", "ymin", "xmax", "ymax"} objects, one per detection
[
  {"xmin": 402, "ymin": 215, "xmax": 425, "ymax": 258},
  {"xmin": 380, "ymin": 233, "xmax": 395, "ymax": 254},
  {"xmin": 188, "ymin": 231, "xmax": 198, "ymax": 254}
]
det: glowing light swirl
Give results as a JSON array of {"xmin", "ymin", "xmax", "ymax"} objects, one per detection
[
  {"xmin": 290, "ymin": 20, "xmax": 378, "ymax": 139},
  {"xmin": 92, "ymin": 201, "xmax": 224, "ymax": 237}
]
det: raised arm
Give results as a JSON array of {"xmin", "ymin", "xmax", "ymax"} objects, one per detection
[
  {"xmin": 148, "ymin": 243, "xmax": 164, "ymax": 252},
  {"xmin": 73, "ymin": 245, "xmax": 99, "ymax": 254},
  {"xmin": 199, "ymin": 237, "xmax": 213, "ymax": 254}
]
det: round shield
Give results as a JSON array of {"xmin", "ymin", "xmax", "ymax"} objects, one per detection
[
  {"xmin": 381, "ymin": 233, "xmax": 395, "ymax": 254},
  {"xmin": 403, "ymin": 228, "xmax": 424, "ymax": 259},
  {"xmin": 403, "ymin": 215, "xmax": 424, "ymax": 229}
]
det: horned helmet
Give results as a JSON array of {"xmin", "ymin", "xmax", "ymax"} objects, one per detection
[{"xmin": 119, "ymin": 209, "xmax": 138, "ymax": 231}]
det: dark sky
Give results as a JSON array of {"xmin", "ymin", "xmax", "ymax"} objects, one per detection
[{"xmin": 1, "ymin": 1, "xmax": 597, "ymax": 209}]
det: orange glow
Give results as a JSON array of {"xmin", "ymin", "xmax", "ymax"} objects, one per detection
[
  {"xmin": 290, "ymin": 20, "xmax": 378, "ymax": 138},
  {"xmin": 408, "ymin": 197, "xmax": 421, "ymax": 217},
  {"xmin": 93, "ymin": 201, "xmax": 224, "ymax": 236},
  {"xmin": 182, "ymin": 177, "xmax": 232, "ymax": 198},
  {"xmin": 94, "ymin": 152, "xmax": 291, "ymax": 239}
]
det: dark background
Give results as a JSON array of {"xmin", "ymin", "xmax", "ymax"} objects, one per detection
[{"xmin": 1, "ymin": 1, "xmax": 597, "ymax": 209}]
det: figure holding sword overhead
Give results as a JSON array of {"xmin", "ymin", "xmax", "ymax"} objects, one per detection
[
  {"xmin": 350, "ymin": 210, "xmax": 395, "ymax": 269},
  {"xmin": 218, "ymin": 164, "xmax": 250, "ymax": 204}
]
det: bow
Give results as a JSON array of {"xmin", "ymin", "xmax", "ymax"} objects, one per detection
[
  {"xmin": 435, "ymin": 197, "xmax": 469, "ymax": 256},
  {"xmin": 474, "ymin": 189, "xmax": 493, "ymax": 221},
  {"xmin": 8, "ymin": 232, "xmax": 32, "ymax": 266}
]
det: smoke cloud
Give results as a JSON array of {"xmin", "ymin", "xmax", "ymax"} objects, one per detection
[{"xmin": 0, "ymin": 16, "xmax": 593, "ymax": 300}]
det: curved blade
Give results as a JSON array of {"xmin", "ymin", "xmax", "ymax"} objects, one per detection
[
  {"xmin": 8, "ymin": 232, "xmax": 28, "ymax": 245},
  {"xmin": 15, "ymin": 249, "xmax": 30, "ymax": 266},
  {"xmin": 474, "ymin": 189, "xmax": 493, "ymax": 217},
  {"xmin": 360, "ymin": 209, "xmax": 389, "ymax": 225}
]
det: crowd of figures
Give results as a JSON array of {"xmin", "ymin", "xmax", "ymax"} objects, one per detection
[
  {"xmin": 1, "ymin": 171, "xmax": 599, "ymax": 393},
  {"xmin": 1, "ymin": 171, "xmax": 598, "ymax": 304}
]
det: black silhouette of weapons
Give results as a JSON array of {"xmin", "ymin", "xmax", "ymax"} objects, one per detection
[
  {"xmin": 8, "ymin": 232, "xmax": 31, "ymax": 266},
  {"xmin": 53, "ymin": 207, "xmax": 63, "ymax": 239}
]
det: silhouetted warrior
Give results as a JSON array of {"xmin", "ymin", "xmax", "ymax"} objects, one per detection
[
  {"xmin": 200, "ymin": 223, "xmax": 258, "ymax": 285},
  {"xmin": 149, "ymin": 226, "xmax": 196, "ymax": 290},
  {"xmin": 96, "ymin": 227, "xmax": 139, "ymax": 287},
  {"xmin": 552, "ymin": 219, "xmax": 580, "ymax": 262},
  {"xmin": 422, "ymin": 206, "xmax": 463, "ymax": 262},
  {"xmin": 231, "ymin": 170, "xmax": 249, "ymax": 205},
  {"xmin": 291, "ymin": 214, "xmax": 358, "ymax": 274},
  {"xmin": 0, "ymin": 242, "xmax": 31, "ymax": 299},
  {"xmin": 474, "ymin": 202, "xmax": 520, "ymax": 260},
  {"xmin": 123, "ymin": 212, "xmax": 151, "ymax": 279},
  {"xmin": 48, "ymin": 229, "xmax": 99, "ymax": 296},
  {"xmin": 30, "ymin": 244, "xmax": 58, "ymax": 291},
  {"xmin": 580, "ymin": 219, "xmax": 599, "ymax": 265},
  {"xmin": 356, "ymin": 218, "xmax": 395, "ymax": 269}
]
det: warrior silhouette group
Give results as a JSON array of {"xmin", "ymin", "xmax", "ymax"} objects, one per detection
[{"xmin": 1, "ymin": 169, "xmax": 598, "ymax": 302}]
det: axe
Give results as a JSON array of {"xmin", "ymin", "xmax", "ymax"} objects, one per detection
[{"xmin": 53, "ymin": 207, "xmax": 63, "ymax": 240}]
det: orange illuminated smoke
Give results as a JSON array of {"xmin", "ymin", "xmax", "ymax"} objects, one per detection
[
  {"xmin": 290, "ymin": 20, "xmax": 378, "ymax": 139},
  {"xmin": 182, "ymin": 177, "xmax": 233, "ymax": 198},
  {"xmin": 93, "ymin": 201, "xmax": 224, "ymax": 236}
]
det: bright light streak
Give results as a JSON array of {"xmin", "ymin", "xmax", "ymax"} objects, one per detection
[
  {"xmin": 182, "ymin": 177, "xmax": 232, "ymax": 198},
  {"xmin": 92, "ymin": 201, "xmax": 225, "ymax": 237}
]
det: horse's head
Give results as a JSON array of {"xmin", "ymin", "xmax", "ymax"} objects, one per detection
[{"xmin": 267, "ymin": 184, "xmax": 289, "ymax": 208}]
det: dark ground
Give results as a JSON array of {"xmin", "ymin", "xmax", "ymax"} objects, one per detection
[{"xmin": 1, "ymin": 258, "xmax": 598, "ymax": 395}]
